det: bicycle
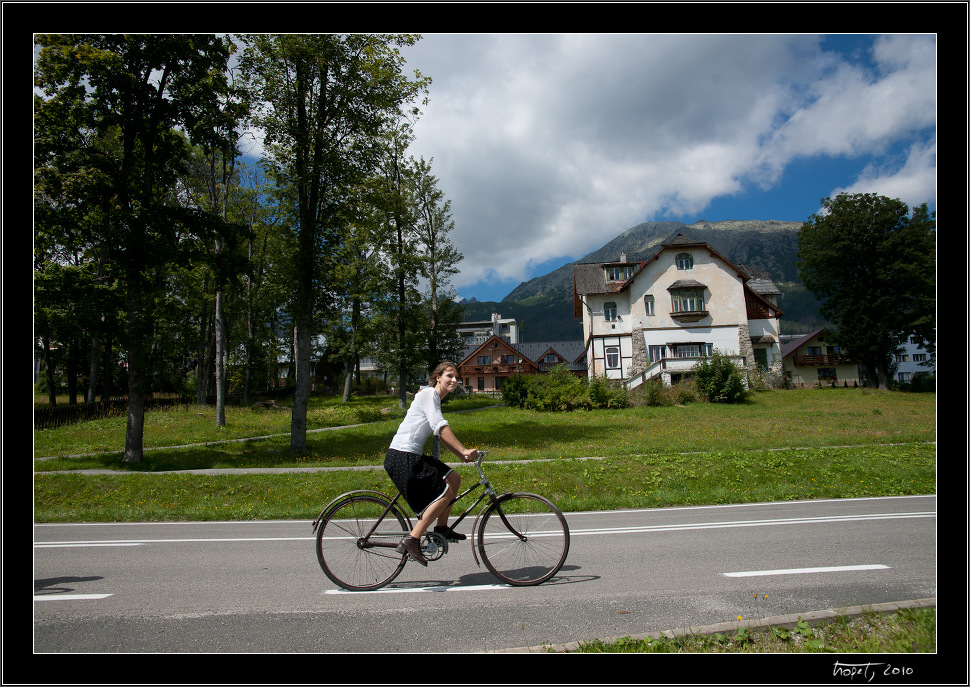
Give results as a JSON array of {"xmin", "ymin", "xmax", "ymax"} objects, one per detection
[{"xmin": 311, "ymin": 451, "xmax": 570, "ymax": 591}]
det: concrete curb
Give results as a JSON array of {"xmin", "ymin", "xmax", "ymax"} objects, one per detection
[{"xmin": 485, "ymin": 597, "xmax": 937, "ymax": 653}]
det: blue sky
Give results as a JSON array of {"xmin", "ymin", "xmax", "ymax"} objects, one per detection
[{"xmin": 394, "ymin": 33, "xmax": 937, "ymax": 304}]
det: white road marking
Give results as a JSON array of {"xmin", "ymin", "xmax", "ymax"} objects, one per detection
[
  {"xmin": 325, "ymin": 583, "xmax": 510, "ymax": 595},
  {"xmin": 34, "ymin": 594, "xmax": 113, "ymax": 601},
  {"xmin": 569, "ymin": 511, "xmax": 934, "ymax": 536},
  {"xmin": 723, "ymin": 564, "xmax": 891, "ymax": 578},
  {"xmin": 33, "ymin": 511, "xmax": 932, "ymax": 548},
  {"xmin": 34, "ymin": 542, "xmax": 143, "ymax": 548}
]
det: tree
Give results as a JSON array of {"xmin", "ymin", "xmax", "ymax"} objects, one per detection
[
  {"xmin": 238, "ymin": 34, "xmax": 429, "ymax": 452},
  {"xmin": 797, "ymin": 193, "xmax": 936, "ymax": 389},
  {"xmin": 35, "ymin": 34, "xmax": 240, "ymax": 461},
  {"xmin": 411, "ymin": 158, "xmax": 466, "ymax": 373}
]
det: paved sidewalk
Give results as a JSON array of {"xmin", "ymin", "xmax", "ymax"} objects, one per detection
[{"xmin": 34, "ymin": 456, "xmax": 606, "ymax": 476}]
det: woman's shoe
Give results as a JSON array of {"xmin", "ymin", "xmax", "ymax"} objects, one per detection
[
  {"xmin": 433, "ymin": 525, "xmax": 466, "ymax": 542},
  {"xmin": 396, "ymin": 535, "xmax": 428, "ymax": 566}
]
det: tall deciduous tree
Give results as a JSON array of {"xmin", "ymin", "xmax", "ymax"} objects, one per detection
[
  {"xmin": 797, "ymin": 192, "xmax": 936, "ymax": 389},
  {"xmin": 411, "ymin": 157, "xmax": 466, "ymax": 373},
  {"xmin": 238, "ymin": 34, "xmax": 429, "ymax": 452},
  {"xmin": 35, "ymin": 34, "xmax": 239, "ymax": 461}
]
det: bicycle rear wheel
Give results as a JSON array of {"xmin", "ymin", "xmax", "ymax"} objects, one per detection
[
  {"xmin": 477, "ymin": 492, "xmax": 569, "ymax": 586},
  {"xmin": 315, "ymin": 493, "xmax": 410, "ymax": 591}
]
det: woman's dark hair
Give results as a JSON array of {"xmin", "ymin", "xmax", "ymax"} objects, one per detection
[{"xmin": 428, "ymin": 361, "xmax": 458, "ymax": 386}]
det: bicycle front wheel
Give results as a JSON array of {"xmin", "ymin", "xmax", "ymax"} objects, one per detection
[
  {"xmin": 477, "ymin": 492, "xmax": 569, "ymax": 586},
  {"xmin": 315, "ymin": 494, "xmax": 410, "ymax": 591}
]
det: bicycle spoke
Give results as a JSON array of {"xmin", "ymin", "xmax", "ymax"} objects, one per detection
[
  {"xmin": 477, "ymin": 493, "xmax": 569, "ymax": 586},
  {"xmin": 316, "ymin": 495, "xmax": 409, "ymax": 591}
]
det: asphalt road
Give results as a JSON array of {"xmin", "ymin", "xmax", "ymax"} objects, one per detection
[{"xmin": 34, "ymin": 495, "xmax": 936, "ymax": 657}]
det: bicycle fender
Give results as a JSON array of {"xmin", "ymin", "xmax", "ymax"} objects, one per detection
[
  {"xmin": 311, "ymin": 489, "xmax": 398, "ymax": 533},
  {"xmin": 470, "ymin": 492, "xmax": 516, "ymax": 568}
]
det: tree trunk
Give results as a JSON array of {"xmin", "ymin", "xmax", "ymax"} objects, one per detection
[
  {"xmin": 42, "ymin": 336, "xmax": 57, "ymax": 407},
  {"xmin": 397, "ymin": 219, "xmax": 407, "ymax": 410},
  {"xmin": 289, "ymin": 320, "xmax": 311, "ymax": 454},
  {"xmin": 215, "ymin": 287, "xmax": 226, "ymax": 426},
  {"xmin": 123, "ymin": 273, "xmax": 149, "ymax": 463},
  {"xmin": 86, "ymin": 332, "xmax": 100, "ymax": 404},
  {"xmin": 342, "ymin": 361, "xmax": 354, "ymax": 402}
]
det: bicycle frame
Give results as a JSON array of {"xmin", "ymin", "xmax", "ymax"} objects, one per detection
[{"xmin": 312, "ymin": 451, "xmax": 527, "ymax": 567}]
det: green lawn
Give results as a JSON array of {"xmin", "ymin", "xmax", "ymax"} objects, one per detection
[{"xmin": 33, "ymin": 388, "xmax": 936, "ymax": 523}]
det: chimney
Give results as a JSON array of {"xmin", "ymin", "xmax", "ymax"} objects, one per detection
[{"xmin": 620, "ymin": 252, "xmax": 627, "ymax": 263}]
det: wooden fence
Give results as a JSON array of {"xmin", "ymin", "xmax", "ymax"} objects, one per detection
[{"xmin": 34, "ymin": 396, "xmax": 192, "ymax": 430}]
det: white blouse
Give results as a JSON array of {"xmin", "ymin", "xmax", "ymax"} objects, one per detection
[{"xmin": 389, "ymin": 387, "xmax": 449, "ymax": 456}]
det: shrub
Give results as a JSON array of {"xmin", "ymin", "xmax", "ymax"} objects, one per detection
[
  {"xmin": 591, "ymin": 375, "xmax": 629, "ymax": 409},
  {"xmin": 694, "ymin": 350, "xmax": 748, "ymax": 403},
  {"xmin": 630, "ymin": 378, "xmax": 672, "ymax": 407},
  {"xmin": 502, "ymin": 366, "xmax": 628, "ymax": 411}
]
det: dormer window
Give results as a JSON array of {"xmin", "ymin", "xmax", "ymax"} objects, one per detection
[
  {"xmin": 606, "ymin": 265, "xmax": 634, "ymax": 281},
  {"xmin": 675, "ymin": 252, "xmax": 694, "ymax": 270}
]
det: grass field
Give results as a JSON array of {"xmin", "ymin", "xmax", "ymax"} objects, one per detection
[{"xmin": 34, "ymin": 388, "xmax": 935, "ymax": 523}]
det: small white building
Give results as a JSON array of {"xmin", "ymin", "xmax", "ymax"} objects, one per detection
[
  {"xmin": 893, "ymin": 336, "xmax": 935, "ymax": 384},
  {"xmin": 458, "ymin": 312, "xmax": 519, "ymax": 346},
  {"xmin": 573, "ymin": 233, "xmax": 784, "ymax": 387}
]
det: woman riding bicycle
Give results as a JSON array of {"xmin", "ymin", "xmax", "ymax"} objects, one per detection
[{"xmin": 383, "ymin": 361, "xmax": 479, "ymax": 566}]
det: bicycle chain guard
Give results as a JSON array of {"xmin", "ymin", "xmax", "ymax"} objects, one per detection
[{"xmin": 421, "ymin": 531, "xmax": 448, "ymax": 561}]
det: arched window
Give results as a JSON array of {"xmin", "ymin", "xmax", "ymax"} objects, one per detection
[
  {"xmin": 675, "ymin": 252, "xmax": 693, "ymax": 270},
  {"xmin": 604, "ymin": 302, "xmax": 617, "ymax": 321},
  {"xmin": 643, "ymin": 294, "xmax": 655, "ymax": 316}
]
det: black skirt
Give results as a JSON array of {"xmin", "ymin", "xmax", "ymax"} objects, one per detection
[{"xmin": 384, "ymin": 448, "xmax": 454, "ymax": 517}]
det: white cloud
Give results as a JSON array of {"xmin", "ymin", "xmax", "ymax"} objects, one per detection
[
  {"xmin": 400, "ymin": 34, "xmax": 936, "ymax": 295},
  {"xmin": 832, "ymin": 138, "xmax": 937, "ymax": 209},
  {"xmin": 231, "ymin": 34, "xmax": 936, "ymax": 298}
]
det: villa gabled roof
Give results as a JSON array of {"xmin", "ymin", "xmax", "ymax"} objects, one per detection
[
  {"xmin": 780, "ymin": 328, "xmax": 829, "ymax": 359},
  {"xmin": 457, "ymin": 336, "xmax": 587, "ymax": 372}
]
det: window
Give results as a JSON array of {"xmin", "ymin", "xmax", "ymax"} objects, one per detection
[
  {"xmin": 500, "ymin": 355, "xmax": 516, "ymax": 364},
  {"xmin": 676, "ymin": 252, "xmax": 693, "ymax": 270},
  {"xmin": 671, "ymin": 288, "xmax": 704, "ymax": 313},
  {"xmin": 606, "ymin": 265, "xmax": 634, "ymax": 281},
  {"xmin": 643, "ymin": 294, "xmax": 655, "ymax": 316},
  {"xmin": 604, "ymin": 302, "xmax": 617, "ymax": 321},
  {"xmin": 674, "ymin": 343, "xmax": 713, "ymax": 357},
  {"xmin": 675, "ymin": 344, "xmax": 700, "ymax": 358},
  {"xmin": 544, "ymin": 354, "xmax": 558, "ymax": 363},
  {"xmin": 648, "ymin": 345, "xmax": 665, "ymax": 363},
  {"xmin": 477, "ymin": 355, "xmax": 490, "ymax": 365},
  {"xmin": 605, "ymin": 346, "xmax": 620, "ymax": 369}
]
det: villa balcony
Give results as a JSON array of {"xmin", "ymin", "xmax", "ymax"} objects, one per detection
[{"xmin": 793, "ymin": 354, "xmax": 840, "ymax": 366}]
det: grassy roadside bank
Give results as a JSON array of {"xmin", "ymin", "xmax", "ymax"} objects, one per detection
[
  {"xmin": 34, "ymin": 389, "xmax": 935, "ymax": 523},
  {"xmin": 573, "ymin": 606, "xmax": 937, "ymax": 654}
]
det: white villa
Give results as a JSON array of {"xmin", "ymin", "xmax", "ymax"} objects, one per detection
[{"xmin": 573, "ymin": 233, "xmax": 784, "ymax": 388}]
